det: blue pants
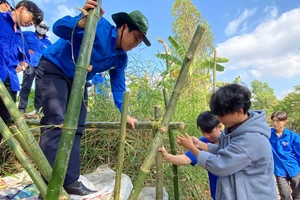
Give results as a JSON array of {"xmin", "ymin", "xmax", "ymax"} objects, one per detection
[{"xmin": 36, "ymin": 58, "xmax": 88, "ymax": 185}]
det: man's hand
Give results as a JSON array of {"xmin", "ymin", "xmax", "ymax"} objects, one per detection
[
  {"xmin": 176, "ymin": 133, "xmax": 195, "ymax": 150},
  {"xmin": 158, "ymin": 146, "xmax": 169, "ymax": 159},
  {"xmin": 177, "ymin": 133, "xmax": 200, "ymax": 157},
  {"xmin": 191, "ymin": 136, "xmax": 209, "ymax": 151},
  {"xmin": 15, "ymin": 62, "xmax": 29, "ymax": 73},
  {"xmin": 78, "ymin": 0, "xmax": 105, "ymax": 29},
  {"xmin": 126, "ymin": 115, "xmax": 138, "ymax": 129}
]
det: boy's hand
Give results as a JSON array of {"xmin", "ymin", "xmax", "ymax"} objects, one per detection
[
  {"xmin": 126, "ymin": 115, "xmax": 138, "ymax": 129},
  {"xmin": 78, "ymin": 0, "xmax": 105, "ymax": 29},
  {"xmin": 176, "ymin": 133, "xmax": 195, "ymax": 150},
  {"xmin": 158, "ymin": 146, "xmax": 169, "ymax": 159}
]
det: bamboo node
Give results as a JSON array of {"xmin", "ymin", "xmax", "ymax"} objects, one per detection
[
  {"xmin": 159, "ymin": 127, "xmax": 168, "ymax": 133},
  {"xmin": 140, "ymin": 166, "xmax": 150, "ymax": 174},
  {"xmin": 186, "ymin": 54, "xmax": 194, "ymax": 60},
  {"xmin": 76, "ymin": 65, "xmax": 92, "ymax": 72}
]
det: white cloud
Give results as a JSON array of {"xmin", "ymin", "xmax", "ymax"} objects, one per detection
[
  {"xmin": 52, "ymin": 5, "xmax": 77, "ymax": 21},
  {"xmin": 264, "ymin": 5, "xmax": 278, "ymax": 19},
  {"xmin": 217, "ymin": 8, "xmax": 300, "ymax": 79},
  {"xmin": 225, "ymin": 8, "xmax": 257, "ymax": 36}
]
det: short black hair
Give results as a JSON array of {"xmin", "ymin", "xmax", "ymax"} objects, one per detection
[
  {"xmin": 271, "ymin": 111, "xmax": 287, "ymax": 121},
  {"xmin": 196, "ymin": 111, "xmax": 220, "ymax": 133},
  {"xmin": 210, "ymin": 84, "xmax": 251, "ymax": 116},
  {"xmin": 15, "ymin": 0, "xmax": 43, "ymax": 25}
]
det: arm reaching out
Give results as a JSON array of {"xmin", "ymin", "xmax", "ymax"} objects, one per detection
[{"xmin": 158, "ymin": 146, "xmax": 192, "ymax": 166}]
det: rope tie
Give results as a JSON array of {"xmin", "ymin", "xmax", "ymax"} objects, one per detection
[
  {"xmin": 61, "ymin": 124, "xmax": 77, "ymax": 131},
  {"xmin": 76, "ymin": 65, "xmax": 92, "ymax": 72}
]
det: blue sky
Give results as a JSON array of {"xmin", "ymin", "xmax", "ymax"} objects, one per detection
[{"xmin": 16, "ymin": 0, "xmax": 300, "ymax": 98}]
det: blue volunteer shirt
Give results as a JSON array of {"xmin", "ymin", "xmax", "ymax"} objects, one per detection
[
  {"xmin": 269, "ymin": 128, "xmax": 300, "ymax": 177},
  {"xmin": 23, "ymin": 31, "xmax": 52, "ymax": 67},
  {"xmin": 43, "ymin": 14, "xmax": 127, "ymax": 111},
  {"xmin": 185, "ymin": 137, "xmax": 218, "ymax": 200},
  {"xmin": 92, "ymin": 73, "xmax": 108, "ymax": 96},
  {"xmin": 0, "ymin": 11, "xmax": 30, "ymax": 91}
]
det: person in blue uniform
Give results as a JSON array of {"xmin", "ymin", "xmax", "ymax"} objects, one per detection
[
  {"xmin": 0, "ymin": 0, "xmax": 43, "ymax": 142},
  {"xmin": 158, "ymin": 111, "xmax": 221, "ymax": 200},
  {"xmin": 91, "ymin": 72, "xmax": 108, "ymax": 97},
  {"xmin": 18, "ymin": 21, "xmax": 52, "ymax": 114},
  {"xmin": 177, "ymin": 84, "xmax": 277, "ymax": 200},
  {"xmin": 269, "ymin": 111, "xmax": 300, "ymax": 200},
  {"xmin": 0, "ymin": 0, "xmax": 12, "ymax": 12},
  {"xmin": 35, "ymin": 0, "xmax": 151, "ymax": 195}
]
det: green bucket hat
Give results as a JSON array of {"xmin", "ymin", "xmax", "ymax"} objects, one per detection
[{"xmin": 112, "ymin": 10, "xmax": 151, "ymax": 46}]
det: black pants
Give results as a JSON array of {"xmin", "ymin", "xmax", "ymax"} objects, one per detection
[
  {"xmin": 36, "ymin": 58, "xmax": 88, "ymax": 185},
  {"xmin": 0, "ymin": 77, "xmax": 17, "ymax": 141},
  {"xmin": 18, "ymin": 66, "xmax": 43, "ymax": 112}
]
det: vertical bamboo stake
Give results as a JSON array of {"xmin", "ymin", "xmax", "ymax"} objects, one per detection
[
  {"xmin": 153, "ymin": 105, "xmax": 163, "ymax": 200},
  {"xmin": 213, "ymin": 49, "xmax": 217, "ymax": 93},
  {"xmin": 46, "ymin": 1, "xmax": 102, "ymax": 199},
  {"xmin": 0, "ymin": 118, "xmax": 47, "ymax": 198},
  {"xmin": 129, "ymin": 25, "xmax": 205, "ymax": 200},
  {"xmin": 163, "ymin": 88, "xmax": 179, "ymax": 200},
  {"xmin": 0, "ymin": 80, "xmax": 71, "ymax": 199},
  {"xmin": 114, "ymin": 92, "xmax": 129, "ymax": 200}
]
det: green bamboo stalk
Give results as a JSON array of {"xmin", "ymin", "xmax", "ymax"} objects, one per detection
[
  {"xmin": 163, "ymin": 88, "xmax": 179, "ymax": 200},
  {"xmin": 0, "ymin": 118, "xmax": 47, "ymax": 198},
  {"xmin": 25, "ymin": 119, "xmax": 184, "ymax": 130},
  {"xmin": 153, "ymin": 105, "xmax": 163, "ymax": 200},
  {"xmin": 0, "ymin": 80, "xmax": 71, "ymax": 199},
  {"xmin": 129, "ymin": 25, "xmax": 205, "ymax": 200},
  {"xmin": 213, "ymin": 49, "xmax": 217, "ymax": 93},
  {"xmin": 46, "ymin": 1, "xmax": 102, "ymax": 199},
  {"xmin": 113, "ymin": 92, "xmax": 129, "ymax": 200}
]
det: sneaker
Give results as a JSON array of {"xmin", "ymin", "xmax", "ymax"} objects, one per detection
[{"xmin": 64, "ymin": 180, "xmax": 97, "ymax": 196}]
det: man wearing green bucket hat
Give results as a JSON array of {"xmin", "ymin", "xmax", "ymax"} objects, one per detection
[{"xmin": 35, "ymin": 0, "xmax": 151, "ymax": 197}]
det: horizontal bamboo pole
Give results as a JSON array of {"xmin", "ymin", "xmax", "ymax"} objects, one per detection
[{"xmin": 25, "ymin": 120, "xmax": 185, "ymax": 130}]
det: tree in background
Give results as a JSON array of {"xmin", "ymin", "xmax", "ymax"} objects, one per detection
[
  {"xmin": 171, "ymin": 0, "xmax": 214, "ymax": 58},
  {"xmin": 250, "ymin": 79, "xmax": 278, "ymax": 115},
  {"xmin": 274, "ymin": 85, "xmax": 300, "ymax": 132}
]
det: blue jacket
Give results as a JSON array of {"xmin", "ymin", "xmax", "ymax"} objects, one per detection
[
  {"xmin": 92, "ymin": 73, "xmax": 108, "ymax": 96},
  {"xmin": 185, "ymin": 137, "xmax": 218, "ymax": 200},
  {"xmin": 0, "ymin": 12, "xmax": 30, "ymax": 92},
  {"xmin": 270, "ymin": 128, "xmax": 300, "ymax": 178},
  {"xmin": 198, "ymin": 110, "xmax": 277, "ymax": 200},
  {"xmin": 23, "ymin": 31, "xmax": 52, "ymax": 67},
  {"xmin": 43, "ymin": 14, "xmax": 127, "ymax": 111}
]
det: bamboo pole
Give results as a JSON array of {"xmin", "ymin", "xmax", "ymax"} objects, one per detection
[
  {"xmin": 129, "ymin": 25, "xmax": 205, "ymax": 200},
  {"xmin": 213, "ymin": 49, "xmax": 217, "ymax": 93},
  {"xmin": 114, "ymin": 92, "xmax": 129, "ymax": 200},
  {"xmin": 46, "ymin": 1, "xmax": 102, "ymax": 199},
  {"xmin": 154, "ymin": 105, "xmax": 163, "ymax": 200},
  {"xmin": 25, "ymin": 119, "xmax": 184, "ymax": 130},
  {"xmin": 163, "ymin": 88, "xmax": 179, "ymax": 200},
  {"xmin": 0, "ymin": 80, "xmax": 71, "ymax": 199},
  {"xmin": 0, "ymin": 118, "xmax": 47, "ymax": 198}
]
